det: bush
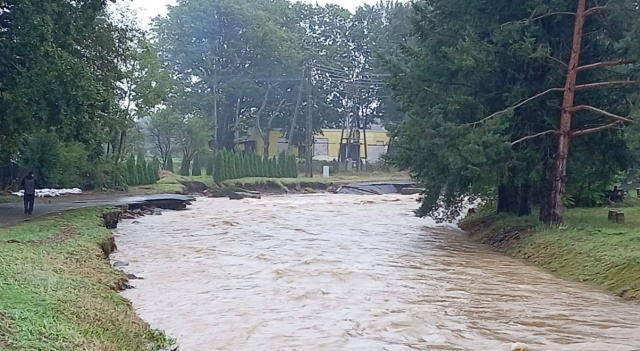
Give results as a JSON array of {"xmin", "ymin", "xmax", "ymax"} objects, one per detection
[
  {"xmin": 20, "ymin": 132, "xmax": 61, "ymax": 187},
  {"xmin": 57, "ymin": 142, "xmax": 92, "ymax": 188}
]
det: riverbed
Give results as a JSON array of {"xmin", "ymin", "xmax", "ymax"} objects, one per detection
[{"xmin": 112, "ymin": 194, "xmax": 640, "ymax": 350}]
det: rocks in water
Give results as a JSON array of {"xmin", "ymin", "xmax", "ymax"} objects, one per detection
[
  {"xmin": 126, "ymin": 274, "xmax": 144, "ymax": 280},
  {"xmin": 160, "ymin": 345, "xmax": 179, "ymax": 351},
  {"xmin": 228, "ymin": 191, "xmax": 262, "ymax": 200},
  {"xmin": 511, "ymin": 343, "xmax": 531, "ymax": 351},
  {"xmin": 113, "ymin": 261, "xmax": 129, "ymax": 269},
  {"xmin": 122, "ymin": 281, "xmax": 135, "ymax": 290},
  {"xmin": 180, "ymin": 181, "xmax": 209, "ymax": 194},
  {"xmin": 102, "ymin": 211, "xmax": 121, "ymax": 229},
  {"xmin": 228, "ymin": 192, "xmax": 245, "ymax": 200},
  {"xmin": 400, "ymin": 187, "xmax": 424, "ymax": 195},
  {"xmin": 153, "ymin": 208, "xmax": 163, "ymax": 215}
]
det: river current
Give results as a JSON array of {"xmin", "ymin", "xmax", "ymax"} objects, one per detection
[{"xmin": 112, "ymin": 194, "xmax": 640, "ymax": 351}]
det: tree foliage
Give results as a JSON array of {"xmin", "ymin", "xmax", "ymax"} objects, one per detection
[{"xmin": 389, "ymin": 0, "xmax": 640, "ymax": 222}]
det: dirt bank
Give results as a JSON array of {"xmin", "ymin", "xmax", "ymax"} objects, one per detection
[{"xmin": 460, "ymin": 205, "xmax": 640, "ymax": 300}]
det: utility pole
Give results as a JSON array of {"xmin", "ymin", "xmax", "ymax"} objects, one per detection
[
  {"xmin": 288, "ymin": 66, "xmax": 306, "ymax": 154},
  {"xmin": 306, "ymin": 64, "xmax": 313, "ymax": 178}
]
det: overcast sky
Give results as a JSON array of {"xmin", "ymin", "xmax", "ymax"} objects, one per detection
[{"xmin": 126, "ymin": 0, "xmax": 391, "ymax": 27}]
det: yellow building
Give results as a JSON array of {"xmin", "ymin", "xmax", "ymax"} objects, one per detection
[{"xmin": 236, "ymin": 128, "xmax": 390, "ymax": 163}]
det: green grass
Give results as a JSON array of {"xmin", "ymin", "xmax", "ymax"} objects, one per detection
[
  {"xmin": 462, "ymin": 205, "xmax": 640, "ymax": 300},
  {"xmin": 224, "ymin": 171, "xmax": 410, "ymax": 187},
  {"xmin": 0, "ymin": 208, "xmax": 173, "ymax": 351},
  {"xmin": 130, "ymin": 170, "xmax": 409, "ymax": 194},
  {"xmin": 0, "ymin": 194, "xmax": 20, "ymax": 204}
]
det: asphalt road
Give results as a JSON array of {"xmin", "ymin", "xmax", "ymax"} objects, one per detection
[{"xmin": 0, "ymin": 195, "xmax": 124, "ymax": 228}]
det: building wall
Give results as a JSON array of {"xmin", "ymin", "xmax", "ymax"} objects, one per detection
[{"xmin": 243, "ymin": 128, "xmax": 389, "ymax": 162}]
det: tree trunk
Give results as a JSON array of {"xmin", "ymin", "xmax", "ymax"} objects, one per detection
[
  {"xmin": 539, "ymin": 157, "xmax": 554, "ymax": 222},
  {"xmin": 518, "ymin": 183, "xmax": 532, "ymax": 217},
  {"xmin": 547, "ymin": 0, "xmax": 587, "ymax": 224},
  {"xmin": 497, "ymin": 184, "xmax": 509, "ymax": 214}
]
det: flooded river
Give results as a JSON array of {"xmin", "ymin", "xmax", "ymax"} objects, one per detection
[{"xmin": 112, "ymin": 194, "xmax": 640, "ymax": 351}]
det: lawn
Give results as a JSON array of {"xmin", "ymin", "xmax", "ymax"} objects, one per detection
[{"xmin": 0, "ymin": 208, "xmax": 173, "ymax": 351}]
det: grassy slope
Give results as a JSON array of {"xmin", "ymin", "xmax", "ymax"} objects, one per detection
[
  {"xmin": 461, "ymin": 205, "xmax": 640, "ymax": 300},
  {"xmin": 224, "ymin": 171, "xmax": 410, "ymax": 187},
  {"xmin": 131, "ymin": 171, "xmax": 409, "ymax": 194},
  {"xmin": 0, "ymin": 195, "xmax": 19, "ymax": 204},
  {"xmin": 0, "ymin": 208, "xmax": 172, "ymax": 351}
]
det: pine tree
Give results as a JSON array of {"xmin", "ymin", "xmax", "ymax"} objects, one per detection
[
  {"xmin": 166, "ymin": 154, "xmax": 174, "ymax": 173},
  {"xmin": 277, "ymin": 152, "xmax": 286, "ymax": 178},
  {"xmin": 137, "ymin": 156, "xmax": 148, "ymax": 185},
  {"xmin": 179, "ymin": 158, "xmax": 191, "ymax": 176},
  {"xmin": 152, "ymin": 157, "xmax": 161, "ymax": 181},
  {"xmin": 126, "ymin": 155, "xmax": 137, "ymax": 186},
  {"xmin": 146, "ymin": 163, "xmax": 156, "ymax": 184},
  {"xmin": 289, "ymin": 154, "xmax": 298, "ymax": 178},
  {"xmin": 206, "ymin": 154, "xmax": 214, "ymax": 176},
  {"xmin": 192, "ymin": 154, "xmax": 202, "ymax": 176},
  {"xmin": 221, "ymin": 151, "xmax": 230, "ymax": 181},
  {"xmin": 213, "ymin": 151, "xmax": 224, "ymax": 182}
]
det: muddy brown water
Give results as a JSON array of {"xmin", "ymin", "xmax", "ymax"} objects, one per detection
[{"xmin": 112, "ymin": 194, "xmax": 640, "ymax": 351}]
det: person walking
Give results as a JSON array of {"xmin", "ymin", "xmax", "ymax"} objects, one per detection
[{"xmin": 20, "ymin": 171, "xmax": 39, "ymax": 215}]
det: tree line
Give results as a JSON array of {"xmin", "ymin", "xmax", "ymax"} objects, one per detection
[{"xmin": 0, "ymin": 0, "xmax": 410, "ymax": 189}]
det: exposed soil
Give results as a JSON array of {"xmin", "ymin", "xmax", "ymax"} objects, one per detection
[{"xmin": 459, "ymin": 216, "xmax": 532, "ymax": 253}]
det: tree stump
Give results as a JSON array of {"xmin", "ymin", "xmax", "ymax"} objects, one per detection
[
  {"xmin": 616, "ymin": 212, "xmax": 625, "ymax": 224},
  {"xmin": 608, "ymin": 210, "xmax": 617, "ymax": 221},
  {"xmin": 102, "ymin": 211, "xmax": 121, "ymax": 229}
]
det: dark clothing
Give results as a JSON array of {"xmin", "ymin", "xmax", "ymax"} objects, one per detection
[
  {"xmin": 24, "ymin": 194, "xmax": 35, "ymax": 214},
  {"xmin": 21, "ymin": 175, "xmax": 37, "ymax": 195},
  {"xmin": 20, "ymin": 175, "xmax": 39, "ymax": 215}
]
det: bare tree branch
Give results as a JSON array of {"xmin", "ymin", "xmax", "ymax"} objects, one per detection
[
  {"xmin": 547, "ymin": 55, "xmax": 569, "ymax": 68},
  {"xmin": 571, "ymin": 105, "xmax": 634, "ymax": 123},
  {"xmin": 577, "ymin": 59, "xmax": 637, "ymax": 71},
  {"xmin": 511, "ymin": 129, "xmax": 560, "ymax": 146},
  {"xmin": 572, "ymin": 121, "xmax": 623, "ymax": 136},
  {"xmin": 255, "ymin": 85, "xmax": 273, "ymax": 138},
  {"xmin": 531, "ymin": 12, "xmax": 577, "ymax": 21},
  {"xmin": 267, "ymin": 99, "xmax": 286, "ymax": 130},
  {"xmin": 575, "ymin": 80, "xmax": 638, "ymax": 90},
  {"xmin": 464, "ymin": 87, "xmax": 564, "ymax": 127},
  {"xmin": 584, "ymin": 5, "xmax": 608, "ymax": 16}
]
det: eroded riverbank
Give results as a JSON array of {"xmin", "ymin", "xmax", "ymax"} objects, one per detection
[{"xmin": 112, "ymin": 194, "xmax": 640, "ymax": 350}]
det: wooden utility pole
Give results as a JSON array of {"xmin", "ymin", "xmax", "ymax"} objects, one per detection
[
  {"xmin": 287, "ymin": 66, "xmax": 306, "ymax": 154},
  {"xmin": 306, "ymin": 65, "xmax": 313, "ymax": 178}
]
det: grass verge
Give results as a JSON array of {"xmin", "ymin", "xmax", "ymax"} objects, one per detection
[
  {"xmin": 0, "ymin": 208, "xmax": 173, "ymax": 351},
  {"xmin": 224, "ymin": 172, "xmax": 410, "ymax": 189},
  {"xmin": 460, "ymin": 204, "xmax": 640, "ymax": 300},
  {"xmin": 0, "ymin": 194, "xmax": 19, "ymax": 204}
]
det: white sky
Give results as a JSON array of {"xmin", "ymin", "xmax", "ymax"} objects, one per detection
[{"xmin": 125, "ymin": 0, "xmax": 390, "ymax": 27}]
